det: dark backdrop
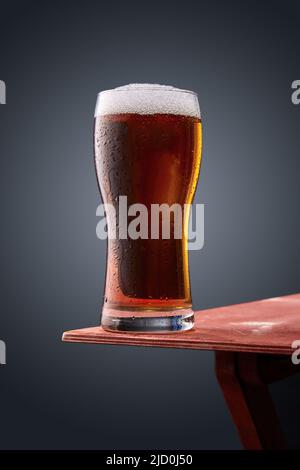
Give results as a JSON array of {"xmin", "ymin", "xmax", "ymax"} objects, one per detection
[{"xmin": 0, "ymin": 0, "xmax": 300, "ymax": 449}]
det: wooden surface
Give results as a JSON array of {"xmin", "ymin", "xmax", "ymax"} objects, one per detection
[{"xmin": 62, "ymin": 293, "xmax": 300, "ymax": 355}]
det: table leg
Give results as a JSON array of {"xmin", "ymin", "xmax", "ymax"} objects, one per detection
[{"xmin": 215, "ymin": 351, "xmax": 286, "ymax": 450}]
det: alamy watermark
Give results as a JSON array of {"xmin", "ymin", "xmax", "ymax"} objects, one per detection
[
  {"xmin": 291, "ymin": 340, "xmax": 300, "ymax": 365},
  {"xmin": 0, "ymin": 340, "xmax": 6, "ymax": 365},
  {"xmin": 0, "ymin": 82, "xmax": 7, "ymax": 361},
  {"xmin": 96, "ymin": 196, "xmax": 204, "ymax": 250},
  {"xmin": 0, "ymin": 80, "xmax": 6, "ymax": 104},
  {"xmin": 291, "ymin": 80, "xmax": 300, "ymax": 105}
]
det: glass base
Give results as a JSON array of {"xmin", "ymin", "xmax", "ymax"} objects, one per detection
[{"xmin": 101, "ymin": 307, "xmax": 194, "ymax": 333}]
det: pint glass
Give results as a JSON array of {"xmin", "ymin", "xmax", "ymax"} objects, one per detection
[{"xmin": 94, "ymin": 84, "xmax": 202, "ymax": 332}]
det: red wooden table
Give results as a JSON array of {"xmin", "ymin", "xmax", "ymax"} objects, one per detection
[{"xmin": 62, "ymin": 293, "xmax": 300, "ymax": 450}]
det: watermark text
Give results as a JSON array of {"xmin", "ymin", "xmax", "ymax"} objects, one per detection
[
  {"xmin": 0, "ymin": 340, "xmax": 6, "ymax": 365},
  {"xmin": 291, "ymin": 340, "xmax": 300, "ymax": 365},
  {"xmin": 0, "ymin": 80, "xmax": 6, "ymax": 104},
  {"xmin": 96, "ymin": 197, "xmax": 204, "ymax": 250},
  {"xmin": 291, "ymin": 80, "xmax": 300, "ymax": 105}
]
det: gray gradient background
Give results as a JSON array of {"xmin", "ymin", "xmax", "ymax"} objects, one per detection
[{"xmin": 0, "ymin": 0, "xmax": 300, "ymax": 450}]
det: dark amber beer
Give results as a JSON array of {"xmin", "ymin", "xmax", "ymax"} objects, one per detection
[{"xmin": 94, "ymin": 84, "xmax": 202, "ymax": 332}]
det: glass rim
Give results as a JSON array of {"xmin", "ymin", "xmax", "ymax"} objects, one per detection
[{"xmin": 98, "ymin": 86, "xmax": 198, "ymax": 97}]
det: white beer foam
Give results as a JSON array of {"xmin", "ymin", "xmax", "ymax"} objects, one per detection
[{"xmin": 95, "ymin": 83, "xmax": 200, "ymax": 118}]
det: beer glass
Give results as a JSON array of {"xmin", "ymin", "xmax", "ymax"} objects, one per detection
[{"xmin": 94, "ymin": 84, "xmax": 202, "ymax": 332}]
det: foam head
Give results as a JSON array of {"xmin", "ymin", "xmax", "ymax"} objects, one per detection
[{"xmin": 95, "ymin": 83, "xmax": 200, "ymax": 118}]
